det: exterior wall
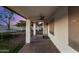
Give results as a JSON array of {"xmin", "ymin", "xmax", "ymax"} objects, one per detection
[
  {"xmin": 48, "ymin": 7, "xmax": 77, "ymax": 53},
  {"xmin": 69, "ymin": 7, "xmax": 79, "ymax": 52},
  {"xmin": 54, "ymin": 7, "xmax": 68, "ymax": 45}
]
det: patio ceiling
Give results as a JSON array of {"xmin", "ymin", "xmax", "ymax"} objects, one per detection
[{"xmin": 7, "ymin": 6, "xmax": 57, "ymax": 22}]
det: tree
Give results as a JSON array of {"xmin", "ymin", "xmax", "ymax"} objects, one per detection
[
  {"xmin": 0, "ymin": 8, "xmax": 14, "ymax": 30},
  {"xmin": 16, "ymin": 20, "xmax": 26, "ymax": 27}
]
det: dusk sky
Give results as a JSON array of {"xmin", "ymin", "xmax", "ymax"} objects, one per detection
[{"xmin": 0, "ymin": 7, "xmax": 26, "ymax": 25}]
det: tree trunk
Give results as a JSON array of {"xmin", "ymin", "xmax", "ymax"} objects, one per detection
[
  {"xmin": 7, "ymin": 19, "xmax": 10, "ymax": 30},
  {"xmin": 7, "ymin": 24, "xmax": 10, "ymax": 30}
]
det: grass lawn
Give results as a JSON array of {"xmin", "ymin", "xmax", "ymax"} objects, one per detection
[
  {"xmin": 9, "ymin": 43, "xmax": 24, "ymax": 53},
  {"xmin": 0, "ymin": 42, "xmax": 9, "ymax": 53},
  {"xmin": 0, "ymin": 32, "xmax": 25, "ymax": 53}
]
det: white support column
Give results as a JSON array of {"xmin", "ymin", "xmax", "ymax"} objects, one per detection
[
  {"xmin": 33, "ymin": 22, "xmax": 36, "ymax": 36},
  {"xmin": 26, "ymin": 19, "xmax": 31, "ymax": 43},
  {"xmin": 43, "ymin": 22, "xmax": 48, "ymax": 35}
]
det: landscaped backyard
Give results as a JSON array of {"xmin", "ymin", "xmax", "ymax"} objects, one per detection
[{"xmin": 0, "ymin": 6, "xmax": 26, "ymax": 53}]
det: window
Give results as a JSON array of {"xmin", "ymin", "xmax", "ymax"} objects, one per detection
[{"xmin": 49, "ymin": 18, "xmax": 54, "ymax": 35}]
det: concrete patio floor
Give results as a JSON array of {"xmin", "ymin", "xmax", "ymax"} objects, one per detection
[{"xmin": 19, "ymin": 35, "xmax": 60, "ymax": 53}]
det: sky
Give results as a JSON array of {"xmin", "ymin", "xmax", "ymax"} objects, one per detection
[
  {"xmin": 11, "ymin": 14, "xmax": 26, "ymax": 25},
  {"xmin": 0, "ymin": 6, "xmax": 26, "ymax": 26}
]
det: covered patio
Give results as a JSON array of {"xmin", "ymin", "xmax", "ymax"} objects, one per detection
[{"xmin": 4, "ymin": 6, "xmax": 78, "ymax": 53}]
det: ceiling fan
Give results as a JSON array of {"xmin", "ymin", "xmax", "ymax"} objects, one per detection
[
  {"xmin": 38, "ymin": 14, "xmax": 46, "ymax": 20},
  {"xmin": 31, "ymin": 14, "xmax": 46, "ymax": 21}
]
